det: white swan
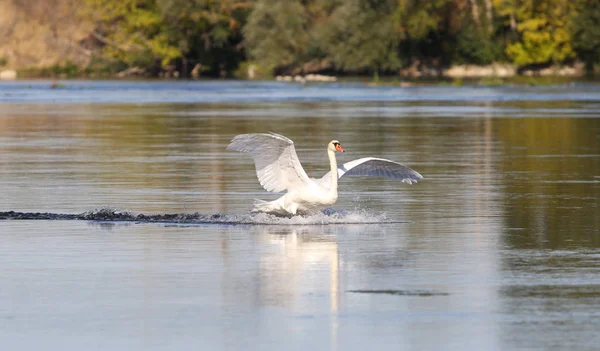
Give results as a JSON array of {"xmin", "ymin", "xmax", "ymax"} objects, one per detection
[{"xmin": 227, "ymin": 132, "xmax": 423, "ymax": 216}]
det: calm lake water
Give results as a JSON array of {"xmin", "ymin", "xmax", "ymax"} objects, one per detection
[{"xmin": 1, "ymin": 81, "xmax": 599, "ymax": 350}]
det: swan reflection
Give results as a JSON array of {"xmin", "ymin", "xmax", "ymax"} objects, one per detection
[{"xmin": 251, "ymin": 225, "xmax": 343, "ymax": 312}]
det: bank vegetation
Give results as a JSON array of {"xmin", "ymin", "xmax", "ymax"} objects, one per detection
[{"xmin": 1, "ymin": 0, "xmax": 599, "ymax": 79}]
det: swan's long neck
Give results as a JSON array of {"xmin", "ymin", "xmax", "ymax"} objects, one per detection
[{"xmin": 328, "ymin": 149, "xmax": 338, "ymax": 196}]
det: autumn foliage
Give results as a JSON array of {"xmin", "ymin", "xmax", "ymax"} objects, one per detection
[{"xmin": 82, "ymin": 0, "xmax": 600, "ymax": 77}]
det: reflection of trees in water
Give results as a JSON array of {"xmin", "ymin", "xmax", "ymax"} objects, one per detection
[{"xmin": 495, "ymin": 117, "xmax": 600, "ymax": 249}]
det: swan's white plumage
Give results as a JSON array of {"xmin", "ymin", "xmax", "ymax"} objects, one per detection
[
  {"xmin": 227, "ymin": 132, "xmax": 311, "ymax": 192},
  {"xmin": 227, "ymin": 133, "xmax": 423, "ymax": 216}
]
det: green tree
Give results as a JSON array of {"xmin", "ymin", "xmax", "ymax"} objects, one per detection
[
  {"xmin": 570, "ymin": 0, "xmax": 600, "ymax": 72},
  {"xmin": 452, "ymin": 20, "xmax": 501, "ymax": 65},
  {"xmin": 394, "ymin": 0, "xmax": 450, "ymax": 41},
  {"xmin": 157, "ymin": 0, "xmax": 250, "ymax": 75},
  {"xmin": 392, "ymin": 0, "xmax": 451, "ymax": 62},
  {"xmin": 85, "ymin": 0, "xmax": 249, "ymax": 74},
  {"xmin": 243, "ymin": 0, "xmax": 326, "ymax": 73},
  {"xmin": 86, "ymin": 0, "xmax": 180, "ymax": 68},
  {"xmin": 322, "ymin": 0, "xmax": 401, "ymax": 74},
  {"xmin": 494, "ymin": 0, "xmax": 575, "ymax": 66}
]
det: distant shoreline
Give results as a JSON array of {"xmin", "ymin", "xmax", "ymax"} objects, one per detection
[
  {"xmin": 2, "ymin": 62, "xmax": 595, "ymax": 86},
  {"xmin": 1, "ymin": 74, "xmax": 598, "ymax": 89}
]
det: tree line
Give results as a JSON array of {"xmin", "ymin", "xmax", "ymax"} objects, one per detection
[{"xmin": 84, "ymin": 0, "xmax": 600, "ymax": 77}]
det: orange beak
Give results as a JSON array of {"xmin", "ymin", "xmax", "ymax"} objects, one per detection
[{"xmin": 335, "ymin": 144, "xmax": 344, "ymax": 152}]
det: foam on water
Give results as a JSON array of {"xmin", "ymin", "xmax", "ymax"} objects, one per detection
[{"xmin": 0, "ymin": 207, "xmax": 403, "ymax": 225}]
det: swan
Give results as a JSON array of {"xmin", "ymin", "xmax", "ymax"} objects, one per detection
[{"xmin": 227, "ymin": 132, "xmax": 423, "ymax": 216}]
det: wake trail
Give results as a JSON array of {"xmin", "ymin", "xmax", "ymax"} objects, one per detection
[{"xmin": 0, "ymin": 208, "xmax": 407, "ymax": 225}]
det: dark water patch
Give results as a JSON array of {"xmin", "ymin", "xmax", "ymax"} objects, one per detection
[
  {"xmin": 501, "ymin": 285, "xmax": 600, "ymax": 299},
  {"xmin": 0, "ymin": 208, "xmax": 400, "ymax": 225},
  {"xmin": 348, "ymin": 289, "xmax": 450, "ymax": 297}
]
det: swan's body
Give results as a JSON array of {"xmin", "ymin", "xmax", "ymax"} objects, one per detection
[{"xmin": 227, "ymin": 133, "xmax": 423, "ymax": 216}]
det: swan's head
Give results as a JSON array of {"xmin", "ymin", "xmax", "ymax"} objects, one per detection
[{"xmin": 328, "ymin": 140, "xmax": 344, "ymax": 153}]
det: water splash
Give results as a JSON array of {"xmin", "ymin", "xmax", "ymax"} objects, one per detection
[{"xmin": 0, "ymin": 207, "xmax": 404, "ymax": 225}]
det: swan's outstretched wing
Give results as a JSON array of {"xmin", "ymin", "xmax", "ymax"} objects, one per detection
[
  {"xmin": 227, "ymin": 133, "xmax": 311, "ymax": 192},
  {"xmin": 319, "ymin": 157, "xmax": 423, "ymax": 189}
]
